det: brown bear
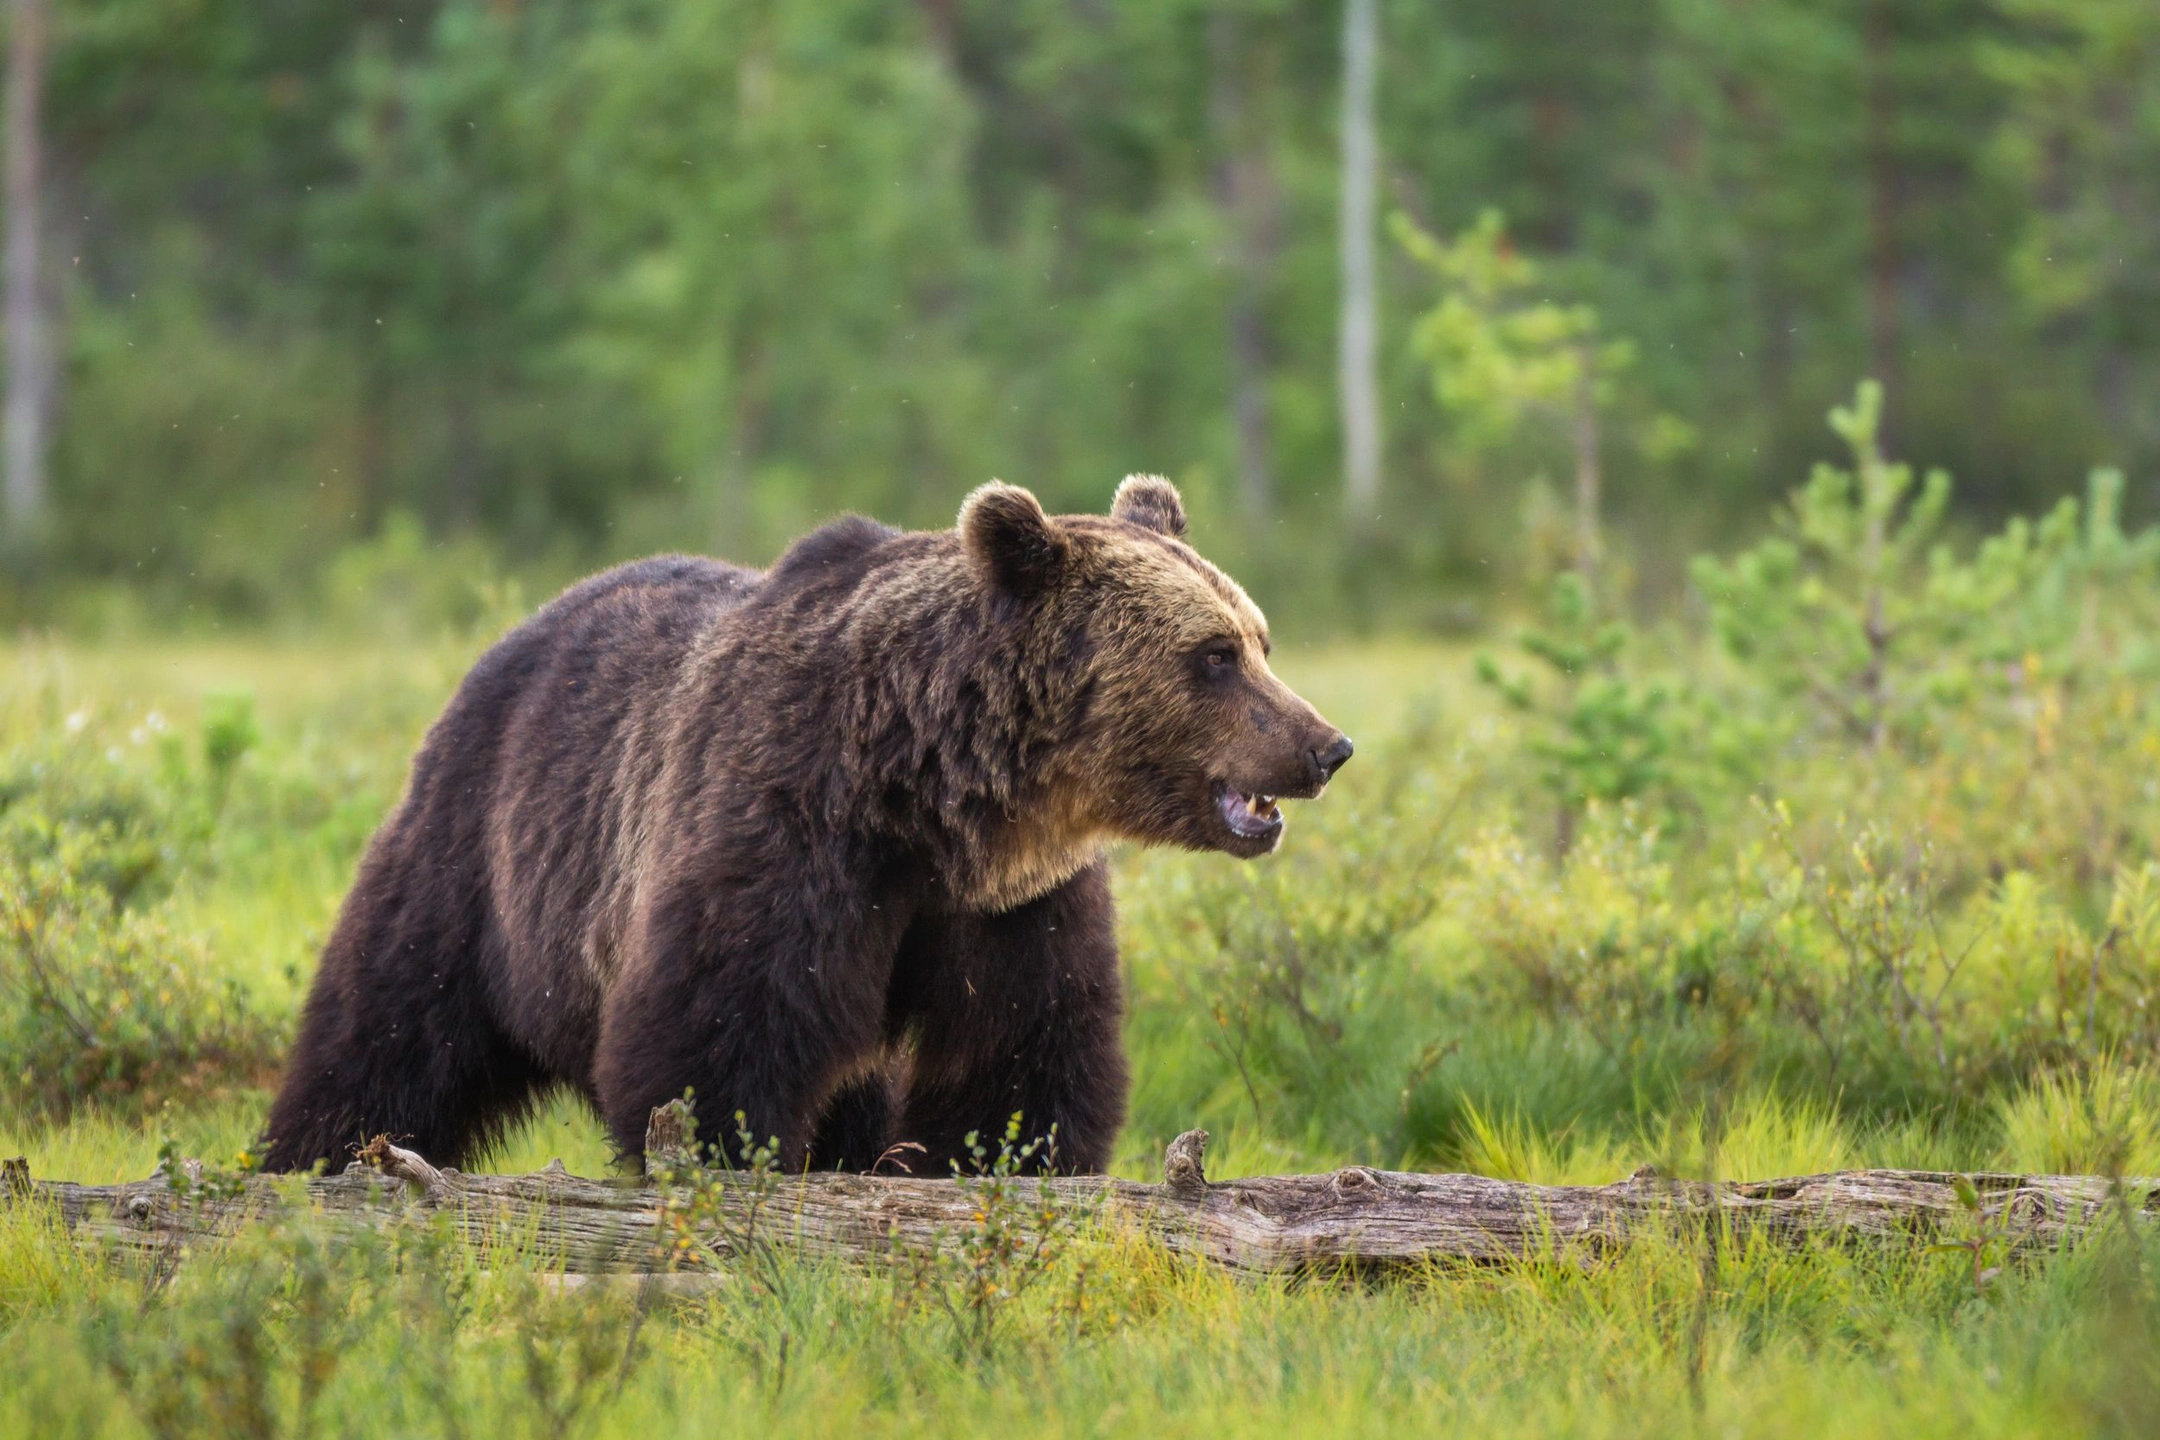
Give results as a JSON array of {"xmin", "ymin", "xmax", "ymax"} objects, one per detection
[{"xmin": 260, "ymin": 476, "xmax": 1350, "ymax": 1175}]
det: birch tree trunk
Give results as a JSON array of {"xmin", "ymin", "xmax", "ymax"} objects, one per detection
[
  {"xmin": 1863, "ymin": 0, "xmax": 1900, "ymax": 436},
  {"xmin": 1571, "ymin": 344, "xmax": 1601, "ymax": 594},
  {"xmin": 1337, "ymin": 0, "xmax": 1381, "ymax": 530},
  {"xmin": 4, "ymin": 0, "xmax": 53, "ymax": 540},
  {"xmin": 1210, "ymin": 9, "xmax": 1277, "ymax": 529}
]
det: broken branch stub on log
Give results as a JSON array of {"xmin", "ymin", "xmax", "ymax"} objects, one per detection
[
  {"xmin": 1163, "ymin": 1128, "xmax": 1210, "ymax": 1201},
  {"xmin": 353, "ymin": 1135, "xmax": 454, "ymax": 1201},
  {"xmin": 643, "ymin": 1098, "xmax": 697, "ymax": 1178},
  {"xmin": 6, "ymin": 1117, "xmax": 2155, "ymax": 1276}
]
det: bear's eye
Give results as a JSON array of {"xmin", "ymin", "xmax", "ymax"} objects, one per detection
[{"xmin": 1201, "ymin": 646, "xmax": 1235, "ymax": 677}]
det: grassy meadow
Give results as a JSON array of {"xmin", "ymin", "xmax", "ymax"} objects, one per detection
[
  {"xmin": 6, "ymin": 437, "xmax": 2160, "ymax": 1436},
  {"xmin": 14, "ymin": 0, "xmax": 2160, "ymax": 1426}
]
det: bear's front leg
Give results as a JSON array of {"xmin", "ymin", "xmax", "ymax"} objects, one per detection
[
  {"xmin": 894, "ymin": 862, "xmax": 1128, "ymax": 1175},
  {"xmin": 593, "ymin": 863, "xmax": 910, "ymax": 1169}
]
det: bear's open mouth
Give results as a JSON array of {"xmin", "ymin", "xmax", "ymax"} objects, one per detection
[{"xmin": 1213, "ymin": 780, "xmax": 1283, "ymax": 842}]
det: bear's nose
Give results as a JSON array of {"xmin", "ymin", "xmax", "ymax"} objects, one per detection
[{"xmin": 1309, "ymin": 733, "xmax": 1354, "ymax": 785}]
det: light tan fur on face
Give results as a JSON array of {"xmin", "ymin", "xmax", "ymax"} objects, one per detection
[
  {"xmin": 657, "ymin": 473, "xmax": 1335, "ymax": 918},
  {"xmin": 958, "ymin": 520, "xmax": 1277, "ymax": 910},
  {"xmin": 974, "ymin": 488, "xmax": 1334, "ymax": 892},
  {"xmin": 1100, "ymin": 533, "xmax": 1269, "ymax": 655},
  {"xmin": 1079, "ymin": 527, "xmax": 1277, "ymax": 734}
]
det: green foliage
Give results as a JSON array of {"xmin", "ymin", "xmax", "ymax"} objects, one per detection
[
  {"xmin": 1452, "ymin": 805, "xmax": 1693, "ymax": 1027},
  {"xmin": 648, "ymin": 1097, "xmax": 795, "ymax": 1304},
  {"xmin": 887, "ymin": 1113, "xmax": 1082, "ymax": 1362},
  {"xmin": 0, "ymin": 699, "xmax": 286, "ymax": 1118},
  {"xmin": 1120, "ymin": 393, "xmax": 2160, "ymax": 1168},
  {"xmin": 1475, "ymin": 572, "xmax": 1679, "ymax": 849},
  {"xmin": 84, "ymin": 1216, "xmax": 380, "ymax": 1440},
  {"xmin": 17, "ymin": 0, "xmax": 2160, "ymax": 624},
  {"xmin": 10, "ymin": 1137, "xmax": 2160, "ymax": 1435},
  {"xmin": 1692, "ymin": 381, "xmax": 1956, "ymax": 751},
  {"xmin": 1987, "ymin": 0, "xmax": 2160, "ymax": 441},
  {"xmin": 1396, "ymin": 210, "xmax": 1626, "ymax": 451},
  {"xmin": 0, "ymin": 828, "xmax": 284, "ymax": 1118},
  {"xmin": 1128, "ymin": 720, "xmax": 1465, "ymax": 1158},
  {"xmin": 0, "ymin": 693, "xmax": 229, "ymax": 911},
  {"xmin": 319, "ymin": 511, "xmax": 524, "ymax": 640},
  {"xmin": 1993, "ymin": 1057, "xmax": 2160, "ymax": 1178},
  {"xmin": 504, "ymin": 1278, "xmax": 637, "ymax": 1440},
  {"xmin": 1988, "ymin": 466, "xmax": 2160, "ymax": 681},
  {"xmin": 67, "ymin": 1210, "xmax": 636, "ymax": 1440},
  {"xmin": 1696, "ymin": 383, "xmax": 2160, "ymax": 766},
  {"xmin": 1754, "ymin": 807, "xmax": 2004, "ymax": 1096},
  {"xmin": 1395, "ymin": 208, "xmax": 1693, "ymax": 596},
  {"xmin": 199, "ymin": 691, "xmax": 261, "ymax": 810}
]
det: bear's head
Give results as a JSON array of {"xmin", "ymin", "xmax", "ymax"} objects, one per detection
[{"xmin": 959, "ymin": 475, "xmax": 1352, "ymax": 858}]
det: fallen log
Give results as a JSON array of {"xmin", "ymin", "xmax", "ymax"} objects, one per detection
[{"xmin": 5, "ymin": 1116, "xmax": 2154, "ymax": 1276}]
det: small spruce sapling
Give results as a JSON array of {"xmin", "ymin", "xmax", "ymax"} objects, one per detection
[
  {"xmin": 1992, "ymin": 467, "xmax": 2160, "ymax": 682},
  {"xmin": 1691, "ymin": 380, "xmax": 1952, "ymax": 753},
  {"xmin": 1696, "ymin": 384, "xmax": 2160, "ymax": 762},
  {"xmin": 1476, "ymin": 571, "xmax": 1677, "ymax": 859}
]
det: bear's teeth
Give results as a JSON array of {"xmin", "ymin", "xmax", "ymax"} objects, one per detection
[{"xmin": 1217, "ymin": 783, "xmax": 1282, "ymax": 836}]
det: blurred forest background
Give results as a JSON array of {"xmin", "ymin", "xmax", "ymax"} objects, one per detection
[{"xmin": 0, "ymin": 0, "xmax": 2157, "ymax": 630}]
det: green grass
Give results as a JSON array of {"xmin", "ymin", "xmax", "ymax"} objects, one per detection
[
  {"xmin": 1, "ymin": 1186, "xmax": 2152, "ymax": 1438},
  {"xmin": 2, "ymin": 633, "xmax": 2158, "ymax": 1438}
]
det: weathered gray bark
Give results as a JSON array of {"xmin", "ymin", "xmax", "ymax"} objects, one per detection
[
  {"xmin": 1337, "ymin": 0, "xmax": 1382, "ymax": 529},
  {"xmin": 4, "ymin": 0, "xmax": 54, "ymax": 539},
  {"xmin": 6, "ymin": 1126, "xmax": 2153, "ymax": 1278}
]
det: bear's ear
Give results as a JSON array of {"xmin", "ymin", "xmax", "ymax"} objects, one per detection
[
  {"xmin": 959, "ymin": 482, "xmax": 1069, "ymax": 599},
  {"xmin": 1110, "ymin": 474, "xmax": 1187, "ymax": 538}
]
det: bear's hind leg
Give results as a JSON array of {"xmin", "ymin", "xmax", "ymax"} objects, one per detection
[
  {"xmin": 263, "ymin": 998, "xmax": 545, "ymax": 1173},
  {"xmin": 262, "ymin": 871, "xmax": 546, "ymax": 1173}
]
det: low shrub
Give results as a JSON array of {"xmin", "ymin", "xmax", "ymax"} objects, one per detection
[
  {"xmin": 0, "ymin": 698, "xmax": 286, "ymax": 1118},
  {"xmin": 0, "ymin": 834, "xmax": 285, "ymax": 1117},
  {"xmin": 1128, "ymin": 385, "xmax": 2160, "ymax": 1170}
]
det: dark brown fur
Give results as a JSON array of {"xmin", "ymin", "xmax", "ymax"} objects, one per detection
[{"xmin": 260, "ymin": 478, "xmax": 1349, "ymax": 1175}]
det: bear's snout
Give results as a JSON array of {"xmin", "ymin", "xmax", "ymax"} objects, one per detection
[{"xmin": 1309, "ymin": 733, "xmax": 1354, "ymax": 787}]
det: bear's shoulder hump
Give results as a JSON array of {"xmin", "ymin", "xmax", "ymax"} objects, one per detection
[{"xmin": 767, "ymin": 515, "xmax": 903, "ymax": 586}]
